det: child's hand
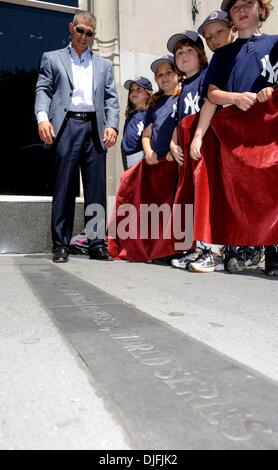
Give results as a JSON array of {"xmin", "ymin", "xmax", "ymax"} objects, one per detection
[
  {"xmin": 257, "ymin": 87, "xmax": 273, "ymax": 103},
  {"xmin": 166, "ymin": 152, "xmax": 174, "ymax": 162},
  {"xmin": 234, "ymin": 92, "xmax": 257, "ymax": 111},
  {"xmin": 170, "ymin": 143, "xmax": 184, "ymax": 166},
  {"xmin": 190, "ymin": 136, "xmax": 203, "ymax": 161},
  {"xmin": 145, "ymin": 151, "xmax": 159, "ymax": 165}
]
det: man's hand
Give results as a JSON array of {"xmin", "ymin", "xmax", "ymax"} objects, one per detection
[
  {"xmin": 103, "ymin": 128, "xmax": 118, "ymax": 149},
  {"xmin": 38, "ymin": 121, "xmax": 56, "ymax": 144}
]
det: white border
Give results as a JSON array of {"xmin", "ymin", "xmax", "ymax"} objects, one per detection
[{"xmin": 0, "ymin": 0, "xmax": 83, "ymax": 14}]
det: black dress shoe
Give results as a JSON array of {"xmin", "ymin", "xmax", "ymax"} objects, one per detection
[
  {"xmin": 89, "ymin": 245, "xmax": 114, "ymax": 261},
  {"xmin": 52, "ymin": 247, "xmax": 69, "ymax": 263}
]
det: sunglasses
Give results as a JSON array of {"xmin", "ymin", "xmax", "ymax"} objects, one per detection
[{"xmin": 74, "ymin": 26, "xmax": 95, "ymax": 38}]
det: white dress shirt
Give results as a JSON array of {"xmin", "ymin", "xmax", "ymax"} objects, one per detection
[{"xmin": 37, "ymin": 45, "xmax": 95, "ymax": 124}]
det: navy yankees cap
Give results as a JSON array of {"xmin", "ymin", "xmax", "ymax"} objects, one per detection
[
  {"xmin": 150, "ymin": 54, "xmax": 175, "ymax": 74},
  {"xmin": 124, "ymin": 76, "xmax": 153, "ymax": 91},
  {"xmin": 167, "ymin": 30, "xmax": 204, "ymax": 54},
  {"xmin": 221, "ymin": 0, "xmax": 234, "ymax": 12},
  {"xmin": 198, "ymin": 10, "xmax": 232, "ymax": 36}
]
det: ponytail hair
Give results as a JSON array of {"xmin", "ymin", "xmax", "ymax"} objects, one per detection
[{"xmin": 125, "ymin": 89, "xmax": 153, "ymax": 118}]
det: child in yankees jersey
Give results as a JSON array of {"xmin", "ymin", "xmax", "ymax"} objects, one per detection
[
  {"xmin": 122, "ymin": 77, "xmax": 153, "ymax": 170},
  {"xmin": 174, "ymin": 10, "xmax": 237, "ymax": 273},
  {"xmin": 142, "ymin": 55, "xmax": 179, "ymax": 166},
  {"xmin": 190, "ymin": 10, "xmax": 236, "ymax": 162},
  {"xmin": 165, "ymin": 31, "xmax": 214, "ymax": 271},
  {"xmin": 204, "ymin": 0, "xmax": 278, "ymax": 276},
  {"xmin": 167, "ymin": 30, "xmax": 208, "ymax": 166}
]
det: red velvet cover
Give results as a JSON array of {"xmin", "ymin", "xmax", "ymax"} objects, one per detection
[
  {"xmin": 194, "ymin": 89, "xmax": 278, "ymax": 245},
  {"xmin": 108, "ymin": 90, "xmax": 278, "ymax": 261},
  {"xmin": 107, "ymin": 159, "xmax": 180, "ymax": 261}
]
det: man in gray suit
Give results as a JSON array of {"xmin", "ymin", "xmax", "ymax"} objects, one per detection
[{"xmin": 35, "ymin": 10, "xmax": 120, "ymax": 263}]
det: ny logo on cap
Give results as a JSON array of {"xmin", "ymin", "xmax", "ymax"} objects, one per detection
[{"xmin": 209, "ymin": 11, "xmax": 219, "ymax": 20}]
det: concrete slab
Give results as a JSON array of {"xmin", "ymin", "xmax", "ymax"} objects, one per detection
[
  {"xmin": 17, "ymin": 256, "xmax": 278, "ymax": 450},
  {"xmin": 0, "ymin": 256, "xmax": 129, "ymax": 450},
  {"xmin": 0, "ymin": 197, "xmax": 84, "ymax": 254},
  {"xmin": 0, "ymin": 196, "xmax": 116, "ymax": 254}
]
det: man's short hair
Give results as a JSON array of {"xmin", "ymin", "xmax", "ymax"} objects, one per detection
[{"xmin": 73, "ymin": 11, "xmax": 97, "ymax": 29}]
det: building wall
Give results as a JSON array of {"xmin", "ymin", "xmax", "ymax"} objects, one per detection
[{"xmin": 119, "ymin": 0, "xmax": 278, "ymax": 87}]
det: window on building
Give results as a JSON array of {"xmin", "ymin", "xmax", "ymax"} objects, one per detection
[
  {"xmin": 40, "ymin": 0, "xmax": 78, "ymax": 6},
  {"xmin": 0, "ymin": 2, "xmax": 75, "ymax": 195}
]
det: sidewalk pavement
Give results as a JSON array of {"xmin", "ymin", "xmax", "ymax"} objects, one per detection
[
  {"xmin": 57, "ymin": 253, "xmax": 278, "ymax": 382},
  {"xmin": 0, "ymin": 253, "xmax": 277, "ymax": 450},
  {"xmin": 0, "ymin": 255, "xmax": 129, "ymax": 450}
]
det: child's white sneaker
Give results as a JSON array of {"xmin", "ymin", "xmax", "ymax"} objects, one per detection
[
  {"xmin": 171, "ymin": 248, "xmax": 203, "ymax": 270},
  {"xmin": 189, "ymin": 249, "xmax": 224, "ymax": 273}
]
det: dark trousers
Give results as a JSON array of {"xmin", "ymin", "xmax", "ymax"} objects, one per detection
[{"xmin": 51, "ymin": 115, "xmax": 106, "ymax": 251}]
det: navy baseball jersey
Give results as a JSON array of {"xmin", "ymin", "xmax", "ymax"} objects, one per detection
[
  {"xmin": 122, "ymin": 109, "xmax": 149, "ymax": 156},
  {"xmin": 176, "ymin": 67, "xmax": 208, "ymax": 123},
  {"xmin": 204, "ymin": 34, "xmax": 278, "ymax": 93},
  {"xmin": 146, "ymin": 94, "xmax": 178, "ymax": 157}
]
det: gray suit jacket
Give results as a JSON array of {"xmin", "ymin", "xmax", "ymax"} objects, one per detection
[{"xmin": 35, "ymin": 46, "xmax": 120, "ymax": 150}]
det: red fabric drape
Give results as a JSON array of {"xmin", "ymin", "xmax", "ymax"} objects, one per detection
[
  {"xmin": 107, "ymin": 159, "xmax": 181, "ymax": 261},
  {"xmin": 108, "ymin": 90, "xmax": 278, "ymax": 261},
  {"xmin": 193, "ymin": 89, "xmax": 278, "ymax": 245}
]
